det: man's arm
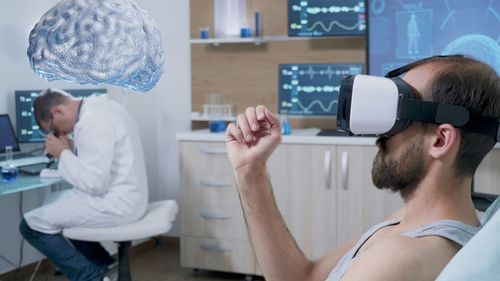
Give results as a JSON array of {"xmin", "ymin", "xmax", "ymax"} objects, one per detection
[
  {"xmin": 227, "ymin": 106, "xmax": 356, "ymax": 281},
  {"xmin": 58, "ymin": 114, "xmax": 115, "ymax": 195}
]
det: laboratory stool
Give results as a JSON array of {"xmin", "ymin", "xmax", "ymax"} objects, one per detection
[{"xmin": 63, "ymin": 200, "xmax": 179, "ymax": 281}]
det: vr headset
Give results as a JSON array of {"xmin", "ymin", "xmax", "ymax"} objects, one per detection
[{"xmin": 337, "ymin": 56, "xmax": 500, "ymax": 142}]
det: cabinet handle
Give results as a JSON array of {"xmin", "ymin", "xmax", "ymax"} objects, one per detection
[
  {"xmin": 324, "ymin": 150, "xmax": 332, "ymax": 190},
  {"xmin": 341, "ymin": 151, "xmax": 349, "ymax": 190},
  {"xmin": 199, "ymin": 211, "xmax": 232, "ymax": 220},
  {"xmin": 199, "ymin": 147, "xmax": 227, "ymax": 155},
  {"xmin": 200, "ymin": 179, "xmax": 232, "ymax": 187},
  {"xmin": 200, "ymin": 242, "xmax": 232, "ymax": 252}
]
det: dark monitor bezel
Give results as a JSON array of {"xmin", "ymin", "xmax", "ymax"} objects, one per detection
[{"xmin": 0, "ymin": 114, "xmax": 21, "ymax": 153}]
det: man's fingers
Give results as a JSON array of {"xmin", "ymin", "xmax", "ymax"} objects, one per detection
[
  {"xmin": 237, "ymin": 113, "xmax": 253, "ymax": 143},
  {"xmin": 259, "ymin": 121, "xmax": 271, "ymax": 129},
  {"xmin": 245, "ymin": 107, "xmax": 260, "ymax": 132},
  {"xmin": 226, "ymin": 123, "xmax": 246, "ymax": 144},
  {"xmin": 255, "ymin": 105, "xmax": 267, "ymax": 121},
  {"xmin": 264, "ymin": 109, "xmax": 280, "ymax": 126}
]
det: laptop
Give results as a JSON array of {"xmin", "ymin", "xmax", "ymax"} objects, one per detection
[{"xmin": 0, "ymin": 114, "xmax": 50, "ymax": 168}]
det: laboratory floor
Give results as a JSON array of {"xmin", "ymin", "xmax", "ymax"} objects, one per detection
[{"xmin": 5, "ymin": 237, "xmax": 264, "ymax": 281}]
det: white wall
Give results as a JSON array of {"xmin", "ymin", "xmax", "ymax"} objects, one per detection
[{"xmin": 0, "ymin": 0, "xmax": 190, "ymax": 274}]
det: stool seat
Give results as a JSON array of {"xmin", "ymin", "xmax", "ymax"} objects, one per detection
[
  {"xmin": 62, "ymin": 200, "xmax": 178, "ymax": 281},
  {"xmin": 63, "ymin": 200, "xmax": 178, "ymax": 242}
]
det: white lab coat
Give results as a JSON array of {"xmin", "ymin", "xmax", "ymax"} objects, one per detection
[{"xmin": 24, "ymin": 95, "xmax": 148, "ymax": 234}]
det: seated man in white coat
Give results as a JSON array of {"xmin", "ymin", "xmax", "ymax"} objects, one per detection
[{"xmin": 19, "ymin": 88, "xmax": 148, "ymax": 281}]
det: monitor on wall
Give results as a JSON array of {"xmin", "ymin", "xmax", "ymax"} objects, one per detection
[
  {"xmin": 288, "ymin": 0, "xmax": 367, "ymax": 37},
  {"xmin": 278, "ymin": 63, "xmax": 364, "ymax": 117},
  {"xmin": 15, "ymin": 89, "xmax": 107, "ymax": 143},
  {"xmin": 368, "ymin": 0, "xmax": 500, "ymax": 76}
]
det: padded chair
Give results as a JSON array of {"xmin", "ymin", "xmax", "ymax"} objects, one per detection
[
  {"xmin": 436, "ymin": 196, "xmax": 500, "ymax": 280},
  {"xmin": 63, "ymin": 200, "xmax": 179, "ymax": 281}
]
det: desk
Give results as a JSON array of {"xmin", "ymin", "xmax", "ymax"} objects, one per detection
[
  {"xmin": 0, "ymin": 175, "xmax": 65, "ymax": 275},
  {"xmin": 0, "ymin": 175, "xmax": 64, "ymax": 196}
]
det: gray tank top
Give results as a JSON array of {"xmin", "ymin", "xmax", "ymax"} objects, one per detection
[{"xmin": 325, "ymin": 218, "xmax": 480, "ymax": 281}]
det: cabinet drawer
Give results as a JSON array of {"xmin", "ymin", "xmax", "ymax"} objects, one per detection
[
  {"xmin": 180, "ymin": 142, "xmax": 233, "ymax": 175},
  {"xmin": 181, "ymin": 205, "xmax": 248, "ymax": 240},
  {"xmin": 181, "ymin": 236, "xmax": 255, "ymax": 275},
  {"xmin": 181, "ymin": 173, "xmax": 239, "ymax": 207}
]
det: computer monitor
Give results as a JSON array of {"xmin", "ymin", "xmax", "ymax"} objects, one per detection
[
  {"xmin": 288, "ymin": 0, "xmax": 366, "ymax": 37},
  {"xmin": 0, "ymin": 114, "xmax": 20, "ymax": 153},
  {"xmin": 15, "ymin": 89, "xmax": 107, "ymax": 143},
  {"xmin": 368, "ymin": 0, "xmax": 499, "ymax": 76},
  {"xmin": 278, "ymin": 63, "xmax": 364, "ymax": 116}
]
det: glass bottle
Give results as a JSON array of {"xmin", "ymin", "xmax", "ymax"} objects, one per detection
[
  {"xmin": 281, "ymin": 115, "xmax": 292, "ymax": 135},
  {"xmin": 1, "ymin": 146, "xmax": 19, "ymax": 182}
]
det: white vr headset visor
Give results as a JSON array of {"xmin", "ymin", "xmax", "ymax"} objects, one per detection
[{"xmin": 336, "ymin": 74, "xmax": 500, "ymax": 142}]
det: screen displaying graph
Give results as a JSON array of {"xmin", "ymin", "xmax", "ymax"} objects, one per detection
[
  {"xmin": 279, "ymin": 64, "xmax": 364, "ymax": 116},
  {"xmin": 368, "ymin": 0, "xmax": 500, "ymax": 76},
  {"xmin": 15, "ymin": 89, "xmax": 106, "ymax": 142},
  {"xmin": 288, "ymin": 0, "xmax": 366, "ymax": 36}
]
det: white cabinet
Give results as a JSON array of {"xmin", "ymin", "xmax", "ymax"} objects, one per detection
[
  {"xmin": 178, "ymin": 139, "xmax": 403, "ymax": 275},
  {"xmin": 268, "ymin": 144, "xmax": 403, "ymax": 261},
  {"xmin": 179, "ymin": 141, "xmax": 256, "ymax": 274},
  {"xmin": 267, "ymin": 144, "xmax": 338, "ymax": 260}
]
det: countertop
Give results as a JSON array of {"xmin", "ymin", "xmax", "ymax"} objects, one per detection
[{"xmin": 176, "ymin": 129, "xmax": 500, "ymax": 149}]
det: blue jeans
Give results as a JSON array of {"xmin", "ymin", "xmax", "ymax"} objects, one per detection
[{"xmin": 19, "ymin": 218, "xmax": 114, "ymax": 281}]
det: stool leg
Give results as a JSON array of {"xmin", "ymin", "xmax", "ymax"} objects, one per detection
[{"xmin": 118, "ymin": 241, "xmax": 132, "ymax": 281}]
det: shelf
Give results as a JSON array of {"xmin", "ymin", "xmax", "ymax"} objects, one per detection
[
  {"xmin": 190, "ymin": 35, "xmax": 364, "ymax": 46},
  {"xmin": 191, "ymin": 112, "xmax": 236, "ymax": 122}
]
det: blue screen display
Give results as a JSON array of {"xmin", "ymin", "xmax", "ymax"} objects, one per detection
[
  {"xmin": 368, "ymin": 0, "xmax": 500, "ymax": 76},
  {"xmin": 15, "ymin": 89, "xmax": 106, "ymax": 143},
  {"xmin": 279, "ymin": 64, "xmax": 364, "ymax": 116},
  {"xmin": 288, "ymin": 0, "xmax": 366, "ymax": 36}
]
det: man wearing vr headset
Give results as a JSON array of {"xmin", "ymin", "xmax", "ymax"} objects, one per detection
[{"xmin": 226, "ymin": 55, "xmax": 499, "ymax": 281}]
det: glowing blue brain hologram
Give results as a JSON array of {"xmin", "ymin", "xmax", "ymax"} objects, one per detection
[
  {"xmin": 27, "ymin": 0, "xmax": 164, "ymax": 92},
  {"xmin": 442, "ymin": 34, "xmax": 500, "ymax": 75}
]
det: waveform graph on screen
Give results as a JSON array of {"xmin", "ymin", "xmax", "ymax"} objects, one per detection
[
  {"xmin": 288, "ymin": 0, "xmax": 366, "ymax": 36},
  {"xmin": 279, "ymin": 64, "xmax": 363, "ymax": 116}
]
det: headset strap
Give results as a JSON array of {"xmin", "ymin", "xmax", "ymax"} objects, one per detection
[{"xmin": 398, "ymin": 98, "xmax": 500, "ymax": 142}]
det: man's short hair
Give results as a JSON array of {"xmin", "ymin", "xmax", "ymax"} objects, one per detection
[
  {"xmin": 421, "ymin": 56, "xmax": 500, "ymax": 176},
  {"xmin": 33, "ymin": 88, "xmax": 72, "ymax": 128}
]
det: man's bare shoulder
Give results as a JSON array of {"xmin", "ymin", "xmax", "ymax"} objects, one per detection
[{"xmin": 340, "ymin": 234, "xmax": 461, "ymax": 281}]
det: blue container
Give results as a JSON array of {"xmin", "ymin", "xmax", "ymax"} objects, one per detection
[
  {"xmin": 199, "ymin": 28, "xmax": 210, "ymax": 39},
  {"xmin": 209, "ymin": 120, "xmax": 227, "ymax": 133},
  {"xmin": 240, "ymin": 27, "xmax": 252, "ymax": 38},
  {"xmin": 2, "ymin": 165, "xmax": 19, "ymax": 182},
  {"xmin": 282, "ymin": 122, "xmax": 292, "ymax": 135}
]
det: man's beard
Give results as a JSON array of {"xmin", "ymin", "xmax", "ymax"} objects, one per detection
[{"xmin": 372, "ymin": 136, "xmax": 428, "ymax": 201}]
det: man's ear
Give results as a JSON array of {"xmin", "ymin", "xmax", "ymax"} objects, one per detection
[
  {"xmin": 428, "ymin": 124, "xmax": 460, "ymax": 159},
  {"xmin": 51, "ymin": 105, "xmax": 64, "ymax": 116}
]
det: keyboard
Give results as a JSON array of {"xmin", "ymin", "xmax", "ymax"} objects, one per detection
[
  {"xmin": 19, "ymin": 163, "xmax": 48, "ymax": 175},
  {"xmin": 12, "ymin": 153, "xmax": 31, "ymax": 160},
  {"xmin": 0, "ymin": 156, "xmax": 50, "ymax": 168}
]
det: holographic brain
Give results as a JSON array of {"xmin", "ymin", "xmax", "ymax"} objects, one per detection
[
  {"xmin": 27, "ymin": 0, "xmax": 164, "ymax": 92},
  {"xmin": 442, "ymin": 34, "xmax": 500, "ymax": 75}
]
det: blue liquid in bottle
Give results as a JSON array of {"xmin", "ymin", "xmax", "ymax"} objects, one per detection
[
  {"xmin": 209, "ymin": 120, "xmax": 226, "ymax": 133},
  {"xmin": 2, "ymin": 146, "xmax": 19, "ymax": 182},
  {"xmin": 2, "ymin": 167, "xmax": 19, "ymax": 182},
  {"xmin": 281, "ymin": 115, "xmax": 292, "ymax": 135}
]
